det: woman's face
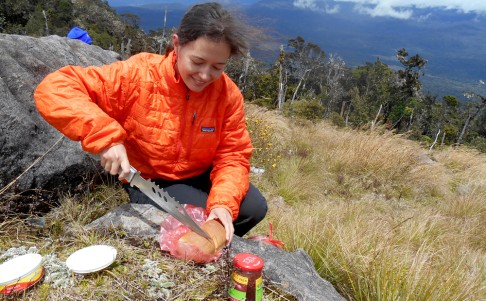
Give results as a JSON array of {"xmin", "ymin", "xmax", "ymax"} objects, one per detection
[{"xmin": 173, "ymin": 34, "xmax": 231, "ymax": 92}]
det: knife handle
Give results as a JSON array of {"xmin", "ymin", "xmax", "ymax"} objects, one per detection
[{"xmin": 124, "ymin": 166, "xmax": 138, "ymax": 183}]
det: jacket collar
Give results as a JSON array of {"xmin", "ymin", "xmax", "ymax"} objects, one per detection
[{"xmin": 163, "ymin": 50, "xmax": 185, "ymax": 91}]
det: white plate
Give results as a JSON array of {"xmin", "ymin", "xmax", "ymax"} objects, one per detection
[
  {"xmin": 0, "ymin": 254, "xmax": 42, "ymax": 285},
  {"xmin": 66, "ymin": 245, "xmax": 117, "ymax": 274}
]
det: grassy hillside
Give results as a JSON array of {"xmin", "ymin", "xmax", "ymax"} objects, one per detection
[
  {"xmin": 245, "ymin": 104, "xmax": 485, "ymax": 300},
  {"xmin": 1, "ymin": 104, "xmax": 485, "ymax": 300}
]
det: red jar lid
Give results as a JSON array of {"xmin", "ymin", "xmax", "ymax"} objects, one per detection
[{"xmin": 233, "ymin": 253, "xmax": 264, "ymax": 271}]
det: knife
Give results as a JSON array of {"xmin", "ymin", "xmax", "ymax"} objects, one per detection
[{"xmin": 124, "ymin": 166, "xmax": 212, "ymax": 240}]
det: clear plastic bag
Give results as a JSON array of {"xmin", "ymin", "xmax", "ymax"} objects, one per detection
[{"xmin": 159, "ymin": 204, "xmax": 222, "ymax": 263}]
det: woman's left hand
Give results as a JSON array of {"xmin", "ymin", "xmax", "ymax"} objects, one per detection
[{"xmin": 207, "ymin": 207, "xmax": 234, "ymax": 244}]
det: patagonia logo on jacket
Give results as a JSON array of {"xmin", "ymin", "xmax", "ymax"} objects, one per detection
[{"xmin": 201, "ymin": 127, "xmax": 215, "ymax": 133}]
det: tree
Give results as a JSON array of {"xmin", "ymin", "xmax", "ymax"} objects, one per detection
[
  {"xmin": 0, "ymin": 0, "xmax": 34, "ymax": 34},
  {"xmin": 277, "ymin": 45, "xmax": 287, "ymax": 110},
  {"xmin": 348, "ymin": 86, "xmax": 369, "ymax": 126},
  {"xmin": 244, "ymin": 71, "xmax": 280, "ymax": 109},
  {"xmin": 324, "ymin": 54, "xmax": 346, "ymax": 117},
  {"xmin": 148, "ymin": 6, "xmax": 171, "ymax": 55},
  {"xmin": 386, "ymin": 48, "xmax": 427, "ymax": 132},
  {"xmin": 225, "ymin": 52, "xmax": 257, "ymax": 95},
  {"xmin": 48, "ymin": 0, "xmax": 73, "ymax": 32},
  {"xmin": 440, "ymin": 96, "xmax": 460, "ymax": 144},
  {"xmin": 457, "ymin": 93, "xmax": 486, "ymax": 145},
  {"xmin": 284, "ymin": 36, "xmax": 326, "ymax": 104},
  {"xmin": 24, "ymin": 3, "xmax": 47, "ymax": 36},
  {"xmin": 396, "ymin": 48, "xmax": 427, "ymax": 97},
  {"xmin": 349, "ymin": 59, "xmax": 396, "ymax": 128}
]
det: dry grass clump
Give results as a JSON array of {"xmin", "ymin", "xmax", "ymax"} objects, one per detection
[
  {"xmin": 266, "ymin": 196, "xmax": 484, "ymax": 301},
  {"xmin": 247, "ymin": 108, "xmax": 486, "ymax": 301}
]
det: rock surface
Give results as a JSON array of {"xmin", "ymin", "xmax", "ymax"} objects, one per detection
[
  {"xmin": 230, "ymin": 237, "xmax": 344, "ymax": 301},
  {"xmin": 86, "ymin": 203, "xmax": 169, "ymax": 238},
  {"xmin": 87, "ymin": 203, "xmax": 345, "ymax": 301},
  {"xmin": 0, "ymin": 34, "xmax": 120, "ymax": 212}
]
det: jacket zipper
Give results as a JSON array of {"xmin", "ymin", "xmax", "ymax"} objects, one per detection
[
  {"xmin": 176, "ymin": 89, "xmax": 191, "ymax": 162},
  {"xmin": 186, "ymin": 90, "xmax": 197, "ymax": 162}
]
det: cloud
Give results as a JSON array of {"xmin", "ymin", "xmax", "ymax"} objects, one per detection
[
  {"xmin": 354, "ymin": 2, "xmax": 413, "ymax": 19},
  {"xmin": 326, "ymin": 4, "xmax": 341, "ymax": 14},
  {"xmin": 293, "ymin": 0, "xmax": 341, "ymax": 14},
  {"xmin": 417, "ymin": 13, "xmax": 432, "ymax": 22},
  {"xmin": 293, "ymin": 0, "xmax": 486, "ymax": 19},
  {"xmin": 293, "ymin": 0, "xmax": 320, "ymax": 11}
]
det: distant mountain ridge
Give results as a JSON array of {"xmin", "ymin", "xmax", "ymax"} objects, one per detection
[{"xmin": 112, "ymin": 0, "xmax": 486, "ymax": 99}]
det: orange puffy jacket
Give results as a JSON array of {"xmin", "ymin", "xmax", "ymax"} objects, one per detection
[{"xmin": 34, "ymin": 51, "xmax": 252, "ymax": 220}]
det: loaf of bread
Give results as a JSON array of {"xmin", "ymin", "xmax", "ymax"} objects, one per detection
[{"xmin": 175, "ymin": 220, "xmax": 227, "ymax": 262}]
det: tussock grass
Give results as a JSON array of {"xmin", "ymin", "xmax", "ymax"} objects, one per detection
[{"xmin": 247, "ymin": 105, "xmax": 485, "ymax": 301}]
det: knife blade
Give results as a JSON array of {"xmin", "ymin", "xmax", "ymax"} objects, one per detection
[{"xmin": 125, "ymin": 166, "xmax": 212, "ymax": 240}]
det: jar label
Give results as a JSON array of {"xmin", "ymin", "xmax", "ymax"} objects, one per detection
[
  {"xmin": 232, "ymin": 272, "xmax": 249, "ymax": 285},
  {"xmin": 228, "ymin": 287, "xmax": 246, "ymax": 300},
  {"xmin": 255, "ymin": 276, "xmax": 262, "ymax": 286},
  {"xmin": 229, "ymin": 286, "xmax": 263, "ymax": 301},
  {"xmin": 228, "ymin": 275, "xmax": 263, "ymax": 301}
]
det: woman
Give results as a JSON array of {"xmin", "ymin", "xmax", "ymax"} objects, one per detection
[{"xmin": 34, "ymin": 2, "xmax": 267, "ymax": 243}]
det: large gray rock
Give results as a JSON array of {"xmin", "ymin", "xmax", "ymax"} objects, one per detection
[
  {"xmin": 0, "ymin": 34, "xmax": 120, "ymax": 211},
  {"xmin": 86, "ymin": 203, "xmax": 169, "ymax": 238},
  {"xmin": 87, "ymin": 204, "xmax": 345, "ymax": 301}
]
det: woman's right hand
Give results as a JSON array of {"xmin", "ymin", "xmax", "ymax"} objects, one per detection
[{"xmin": 100, "ymin": 144, "xmax": 131, "ymax": 181}]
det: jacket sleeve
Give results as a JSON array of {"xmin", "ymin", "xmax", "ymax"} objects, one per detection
[
  {"xmin": 34, "ymin": 61, "xmax": 131, "ymax": 154},
  {"xmin": 207, "ymin": 80, "xmax": 253, "ymax": 220}
]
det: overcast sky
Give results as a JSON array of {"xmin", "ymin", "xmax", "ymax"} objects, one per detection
[
  {"xmin": 108, "ymin": 0, "xmax": 486, "ymax": 20},
  {"xmin": 293, "ymin": 0, "xmax": 486, "ymax": 19}
]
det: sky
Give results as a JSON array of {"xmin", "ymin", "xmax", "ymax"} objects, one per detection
[
  {"xmin": 107, "ymin": 1, "xmax": 486, "ymax": 19},
  {"xmin": 293, "ymin": 0, "xmax": 486, "ymax": 19},
  {"xmin": 106, "ymin": 0, "xmax": 486, "ymax": 36}
]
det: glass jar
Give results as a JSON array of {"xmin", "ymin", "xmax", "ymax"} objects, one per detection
[{"xmin": 228, "ymin": 253, "xmax": 264, "ymax": 301}]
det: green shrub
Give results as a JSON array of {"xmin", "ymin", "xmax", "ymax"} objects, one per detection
[
  {"xmin": 466, "ymin": 136, "xmax": 486, "ymax": 153},
  {"xmin": 251, "ymin": 97, "xmax": 275, "ymax": 110},
  {"xmin": 283, "ymin": 99, "xmax": 325, "ymax": 121},
  {"xmin": 330, "ymin": 112, "xmax": 346, "ymax": 127}
]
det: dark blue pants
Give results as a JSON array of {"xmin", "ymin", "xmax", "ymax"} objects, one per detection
[{"xmin": 123, "ymin": 170, "xmax": 267, "ymax": 236}]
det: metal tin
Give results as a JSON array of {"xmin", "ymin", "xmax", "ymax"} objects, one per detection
[{"xmin": 0, "ymin": 253, "xmax": 44, "ymax": 295}]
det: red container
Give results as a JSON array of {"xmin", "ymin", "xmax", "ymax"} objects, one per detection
[{"xmin": 228, "ymin": 253, "xmax": 264, "ymax": 301}]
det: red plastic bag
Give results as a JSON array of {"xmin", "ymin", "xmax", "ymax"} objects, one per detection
[
  {"xmin": 159, "ymin": 204, "xmax": 222, "ymax": 263},
  {"xmin": 247, "ymin": 222, "xmax": 285, "ymax": 249}
]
